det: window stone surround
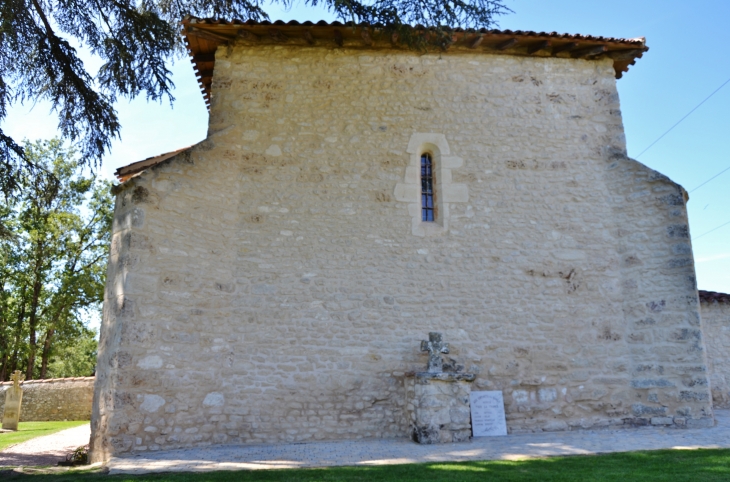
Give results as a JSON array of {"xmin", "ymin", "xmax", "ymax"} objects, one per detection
[{"xmin": 394, "ymin": 133, "xmax": 469, "ymax": 237}]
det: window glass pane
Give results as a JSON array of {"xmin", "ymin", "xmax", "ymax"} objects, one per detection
[{"xmin": 421, "ymin": 153, "xmax": 434, "ymax": 222}]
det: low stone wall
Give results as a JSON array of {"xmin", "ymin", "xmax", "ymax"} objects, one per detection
[
  {"xmin": 0, "ymin": 376, "xmax": 94, "ymax": 421},
  {"xmin": 701, "ymin": 291, "xmax": 730, "ymax": 408}
]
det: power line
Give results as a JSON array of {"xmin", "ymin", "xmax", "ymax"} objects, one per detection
[
  {"xmin": 693, "ymin": 219, "xmax": 730, "ymax": 241},
  {"xmin": 636, "ymin": 75, "xmax": 730, "ymax": 158},
  {"xmin": 689, "ymin": 163, "xmax": 730, "ymax": 193}
]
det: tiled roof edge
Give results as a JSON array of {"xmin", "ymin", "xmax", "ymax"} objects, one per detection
[
  {"xmin": 0, "ymin": 376, "xmax": 95, "ymax": 386},
  {"xmin": 181, "ymin": 16, "xmax": 648, "ymax": 104},
  {"xmin": 115, "ymin": 144, "xmax": 198, "ymax": 183},
  {"xmin": 699, "ymin": 290, "xmax": 730, "ymax": 304},
  {"xmin": 183, "ymin": 16, "xmax": 646, "ymax": 44}
]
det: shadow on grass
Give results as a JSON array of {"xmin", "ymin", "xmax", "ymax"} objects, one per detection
[{"xmin": 3, "ymin": 449, "xmax": 730, "ymax": 482}]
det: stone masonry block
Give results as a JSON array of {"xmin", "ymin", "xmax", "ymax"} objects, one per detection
[{"xmin": 406, "ymin": 372, "xmax": 474, "ymax": 444}]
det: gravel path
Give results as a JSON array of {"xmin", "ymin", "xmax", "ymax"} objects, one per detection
[
  {"xmin": 0, "ymin": 424, "xmax": 90, "ymax": 467},
  {"xmin": 109, "ymin": 411, "xmax": 730, "ymax": 474}
]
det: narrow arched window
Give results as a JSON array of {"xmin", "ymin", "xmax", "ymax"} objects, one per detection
[{"xmin": 421, "ymin": 153, "xmax": 435, "ymax": 222}]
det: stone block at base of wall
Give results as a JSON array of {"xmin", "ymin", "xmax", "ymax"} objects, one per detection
[
  {"xmin": 0, "ymin": 376, "xmax": 94, "ymax": 421},
  {"xmin": 406, "ymin": 372, "xmax": 475, "ymax": 443}
]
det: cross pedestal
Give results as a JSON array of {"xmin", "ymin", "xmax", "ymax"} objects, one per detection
[
  {"xmin": 406, "ymin": 332, "xmax": 475, "ymax": 444},
  {"xmin": 406, "ymin": 372, "xmax": 475, "ymax": 443},
  {"xmin": 2, "ymin": 370, "xmax": 24, "ymax": 431}
]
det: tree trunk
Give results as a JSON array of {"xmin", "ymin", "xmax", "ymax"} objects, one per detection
[
  {"xmin": 0, "ymin": 328, "xmax": 7, "ymax": 381},
  {"xmin": 26, "ymin": 323, "xmax": 37, "ymax": 380},
  {"xmin": 0, "ymin": 313, "xmax": 7, "ymax": 381},
  {"xmin": 39, "ymin": 327, "xmax": 55, "ymax": 379},
  {"xmin": 26, "ymin": 312, "xmax": 37, "ymax": 380},
  {"xmin": 9, "ymin": 291, "xmax": 26, "ymax": 376},
  {"xmin": 0, "ymin": 350, "xmax": 7, "ymax": 381},
  {"xmin": 0, "ymin": 280, "xmax": 7, "ymax": 380},
  {"xmin": 26, "ymin": 241, "xmax": 45, "ymax": 381},
  {"xmin": 39, "ymin": 296, "xmax": 71, "ymax": 379}
]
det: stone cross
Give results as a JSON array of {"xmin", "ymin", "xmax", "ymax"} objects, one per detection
[
  {"xmin": 10, "ymin": 370, "xmax": 23, "ymax": 389},
  {"xmin": 420, "ymin": 332, "xmax": 450, "ymax": 373},
  {"xmin": 2, "ymin": 370, "xmax": 24, "ymax": 431}
]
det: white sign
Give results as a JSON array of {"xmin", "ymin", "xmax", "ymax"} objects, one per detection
[{"xmin": 470, "ymin": 390, "xmax": 507, "ymax": 437}]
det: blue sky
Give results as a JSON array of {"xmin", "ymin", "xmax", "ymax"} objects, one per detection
[{"xmin": 6, "ymin": 0, "xmax": 729, "ymax": 292}]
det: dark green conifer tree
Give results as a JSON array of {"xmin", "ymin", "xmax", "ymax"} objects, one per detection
[{"xmin": 0, "ymin": 0, "xmax": 510, "ymax": 198}]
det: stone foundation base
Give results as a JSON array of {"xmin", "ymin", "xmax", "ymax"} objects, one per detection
[
  {"xmin": 622, "ymin": 416, "xmax": 715, "ymax": 429},
  {"xmin": 405, "ymin": 372, "xmax": 475, "ymax": 444}
]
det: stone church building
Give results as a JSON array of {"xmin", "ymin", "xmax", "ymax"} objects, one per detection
[{"xmin": 90, "ymin": 17, "xmax": 720, "ymax": 461}]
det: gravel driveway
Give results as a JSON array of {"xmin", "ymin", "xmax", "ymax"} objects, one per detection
[
  {"xmin": 0, "ymin": 423, "xmax": 90, "ymax": 467},
  {"xmin": 109, "ymin": 411, "xmax": 730, "ymax": 474}
]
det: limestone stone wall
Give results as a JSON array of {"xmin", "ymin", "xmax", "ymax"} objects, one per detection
[
  {"xmin": 0, "ymin": 377, "xmax": 94, "ymax": 421},
  {"xmin": 90, "ymin": 45, "xmax": 712, "ymax": 461},
  {"xmin": 701, "ymin": 295, "xmax": 730, "ymax": 408}
]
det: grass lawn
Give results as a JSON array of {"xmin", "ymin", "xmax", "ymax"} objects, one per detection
[
  {"xmin": 3, "ymin": 448, "xmax": 730, "ymax": 481},
  {"xmin": 0, "ymin": 421, "xmax": 89, "ymax": 451}
]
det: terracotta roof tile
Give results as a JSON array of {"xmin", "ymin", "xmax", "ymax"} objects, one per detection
[
  {"xmin": 114, "ymin": 18, "xmax": 649, "ymax": 183},
  {"xmin": 181, "ymin": 16, "xmax": 648, "ymax": 105},
  {"xmin": 699, "ymin": 290, "xmax": 730, "ymax": 304},
  {"xmin": 184, "ymin": 17, "xmax": 645, "ymax": 44},
  {"xmin": 0, "ymin": 376, "xmax": 95, "ymax": 386},
  {"xmin": 115, "ymin": 145, "xmax": 197, "ymax": 182}
]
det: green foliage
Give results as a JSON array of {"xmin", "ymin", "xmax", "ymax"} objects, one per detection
[
  {"xmin": 0, "ymin": 0, "xmax": 510, "ymax": 199},
  {"xmin": 58, "ymin": 445, "xmax": 90, "ymax": 466},
  {"xmin": 0, "ymin": 139, "xmax": 112, "ymax": 380},
  {"xmin": 44, "ymin": 327, "xmax": 97, "ymax": 379}
]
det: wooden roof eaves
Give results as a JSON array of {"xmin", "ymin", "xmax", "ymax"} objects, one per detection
[
  {"xmin": 115, "ymin": 144, "xmax": 197, "ymax": 183},
  {"xmin": 181, "ymin": 17, "xmax": 649, "ymax": 105},
  {"xmin": 699, "ymin": 290, "xmax": 730, "ymax": 304}
]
